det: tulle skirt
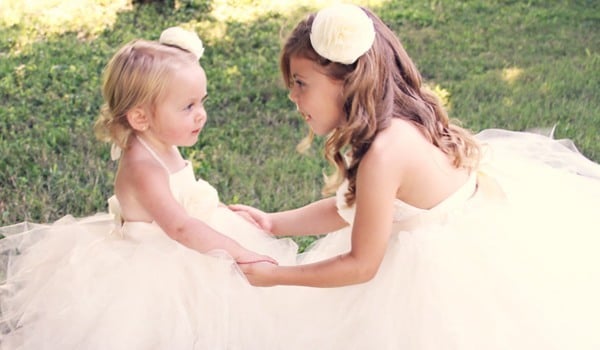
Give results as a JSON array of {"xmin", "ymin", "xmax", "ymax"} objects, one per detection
[{"xmin": 0, "ymin": 207, "xmax": 297, "ymax": 350}]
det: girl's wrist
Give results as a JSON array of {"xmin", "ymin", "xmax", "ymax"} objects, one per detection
[
  {"xmin": 269, "ymin": 212, "xmax": 283, "ymax": 236},
  {"xmin": 271, "ymin": 265, "xmax": 293, "ymax": 286},
  {"xmin": 213, "ymin": 235, "xmax": 244, "ymax": 259}
]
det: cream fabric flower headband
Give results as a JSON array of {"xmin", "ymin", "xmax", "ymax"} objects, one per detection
[
  {"xmin": 159, "ymin": 26, "xmax": 204, "ymax": 60},
  {"xmin": 310, "ymin": 4, "xmax": 375, "ymax": 65}
]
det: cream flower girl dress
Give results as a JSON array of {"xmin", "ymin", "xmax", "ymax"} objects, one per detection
[
  {"xmin": 0, "ymin": 139, "xmax": 298, "ymax": 349},
  {"xmin": 274, "ymin": 129, "xmax": 600, "ymax": 350}
]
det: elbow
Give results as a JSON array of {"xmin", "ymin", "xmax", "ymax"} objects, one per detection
[
  {"xmin": 355, "ymin": 265, "xmax": 378, "ymax": 284},
  {"xmin": 163, "ymin": 219, "xmax": 191, "ymax": 244},
  {"xmin": 345, "ymin": 253, "xmax": 381, "ymax": 284}
]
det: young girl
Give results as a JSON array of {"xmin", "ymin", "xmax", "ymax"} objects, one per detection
[
  {"xmin": 231, "ymin": 4, "xmax": 600, "ymax": 349},
  {"xmin": 0, "ymin": 27, "xmax": 297, "ymax": 349}
]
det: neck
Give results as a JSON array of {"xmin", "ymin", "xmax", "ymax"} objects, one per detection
[
  {"xmin": 135, "ymin": 133, "xmax": 174, "ymax": 155},
  {"xmin": 135, "ymin": 134, "xmax": 182, "ymax": 173}
]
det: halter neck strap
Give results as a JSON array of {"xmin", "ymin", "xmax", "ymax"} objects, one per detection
[{"xmin": 136, "ymin": 135, "xmax": 170, "ymax": 173}]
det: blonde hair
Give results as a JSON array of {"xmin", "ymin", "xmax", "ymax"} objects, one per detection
[
  {"xmin": 95, "ymin": 39, "xmax": 197, "ymax": 148},
  {"xmin": 281, "ymin": 7, "xmax": 481, "ymax": 206}
]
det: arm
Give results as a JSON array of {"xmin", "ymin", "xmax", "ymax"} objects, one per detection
[
  {"xmin": 270, "ymin": 197, "xmax": 349, "ymax": 236},
  {"xmin": 241, "ymin": 142, "xmax": 403, "ymax": 286},
  {"xmin": 126, "ymin": 161, "xmax": 275, "ymax": 264},
  {"xmin": 230, "ymin": 197, "xmax": 348, "ymax": 237}
]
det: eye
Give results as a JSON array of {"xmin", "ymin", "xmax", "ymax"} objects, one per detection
[
  {"xmin": 184, "ymin": 102, "xmax": 194, "ymax": 111},
  {"xmin": 293, "ymin": 79, "xmax": 305, "ymax": 88}
]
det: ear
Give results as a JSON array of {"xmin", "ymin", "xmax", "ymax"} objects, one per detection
[{"xmin": 126, "ymin": 107, "xmax": 150, "ymax": 132}]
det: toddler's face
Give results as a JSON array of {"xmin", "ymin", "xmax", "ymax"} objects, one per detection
[{"xmin": 151, "ymin": 61, "xmax": 208, "ymax": 147}]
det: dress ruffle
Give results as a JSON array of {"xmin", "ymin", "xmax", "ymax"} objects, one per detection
[{"xmin": 0, "ymin": 165, "xmax": 298, "ymax": 349}]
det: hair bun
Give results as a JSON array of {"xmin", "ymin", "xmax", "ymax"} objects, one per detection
[{"xmin": 159, "ymin": 27, "xmax": 204, "ymax": 60}]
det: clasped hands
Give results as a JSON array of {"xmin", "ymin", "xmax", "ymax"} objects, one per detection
[{"xmin": 230, "ymin": 204, "xmax": 279, "ymax": 287}]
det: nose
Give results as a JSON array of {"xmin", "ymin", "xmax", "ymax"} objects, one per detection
[
  {"xmin": 196, "ymin": 106, "xmax": 206, "ymax": 122},
  {"xmin": 288, "ymin": 88, "xmax": 298, "ymax": 104}
]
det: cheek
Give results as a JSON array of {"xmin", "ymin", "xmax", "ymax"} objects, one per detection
[
  {"xmin": 330, "ymin": 93, "xmax": 345, "ymax": 118},
  {"xmin": 291, "ymin": 90, "xmax": 303, "ymax": 106},
  {"xmin": 324, "ymin": 84, "xmax": 343, "ymax": 110}
]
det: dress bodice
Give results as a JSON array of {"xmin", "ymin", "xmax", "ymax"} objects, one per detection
[
  {"xmin": 108, "ymin": 162, "xmax": 221, "ymax": 226},
  {"xmin": 335, "ymin": 174, "xmax": 478, "ymax": 231},
  {"xmin": 108, "ymin": 136, "xmax": 221, "ymax": 225},
  {"xmin": 168, "ymin": 162, "xmax": 221, "ymax": 218}
]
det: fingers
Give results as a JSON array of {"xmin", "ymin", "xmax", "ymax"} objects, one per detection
[
  {"xmin": 237, "ymin": 259, "xmax": 274, "ymax": 265},
  {"xmin": 237, "ymin": 255, "xmax": 278, "ymax": 265},
  {"xmin": 238, "ymin": 261, "xmax": 276, "ymax": 287},
  {"xmin": 228, "ymin": 205, "xmax": 261, "ymax": 226},
  {"xmin": 236, "ymin": 211, "xmax": 261, "ymax": 228},
  {"xmin": 228, "ymin": 204, "xmax": 253, "ymax": 212},
  {"xmin": 238, "ymin": 263, "xmax": 251, "ymax": 273},
  {"xmin": 228, "ymin": 205, "xmax": 272, "ymax": 232},
  {"xmin": 262, "ymin": 256, "xmax": 278, "ymax": 265}
]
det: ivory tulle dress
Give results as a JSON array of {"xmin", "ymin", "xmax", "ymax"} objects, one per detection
[
  {"xmin": 1, "ymin": 129, "xmax": 600, "ymax": 350},
  {"xmin": 274, "ymin": 129, "xmax": 600, "ymax": 350},
  {"xmin": 0, "ymin": 140, "xmax": 298, "ymax": 349}
]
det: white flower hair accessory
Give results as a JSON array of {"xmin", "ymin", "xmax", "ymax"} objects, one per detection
[
  {"xmin": 159, "ymin": 26, "xmax": 204, "ymax": 60},
  {"xmin": 310, "ymin": 3, "xmax": 375, "ymax": 65}
]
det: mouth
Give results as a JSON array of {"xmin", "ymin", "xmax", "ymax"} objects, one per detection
[{"xmin": 300, "ymin": 111, "xmax": 312, "ymax": 122}]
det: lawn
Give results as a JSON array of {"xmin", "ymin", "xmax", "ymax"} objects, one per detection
[{"xmin": 1, "ymin": 0, "xmax": 598, "ymax": 250}]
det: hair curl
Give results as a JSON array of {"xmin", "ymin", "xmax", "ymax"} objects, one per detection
[{"xmin": 281, "ymin": 7, "xmax": 481, "ymax": 206}]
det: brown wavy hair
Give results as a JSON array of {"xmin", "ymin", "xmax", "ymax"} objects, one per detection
[
  {"xmin": 281, "ymin": 7, "xmax": 481, "ymax": 206},
  {"xmin": 95, "ymin": 40, "xmax": 197, "ymax": 149}
]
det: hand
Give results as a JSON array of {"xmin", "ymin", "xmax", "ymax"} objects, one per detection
[
  {"xmin": 235, "ymin": 249, "xmax": 278, "ymax": 265},
  {"xmin": 228, "ymin": 204, "xmax": 273, "ymax": 233},
  {"xmin": 232, "ymin": 209, "xmax": 261, "ymax": 228},
  {"xmin": 239, "ymin": 261, "xmax": 279, "ymax": 287}
]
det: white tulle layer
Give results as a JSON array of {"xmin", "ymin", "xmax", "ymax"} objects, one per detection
[{"xmin": 0, "ymin": 209, "xmax": 297, "ymax": 350}]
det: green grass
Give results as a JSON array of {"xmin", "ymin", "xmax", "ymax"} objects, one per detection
[{"xmin": 1, "ymin": 0, "xmax": 599, "ymax": 251}]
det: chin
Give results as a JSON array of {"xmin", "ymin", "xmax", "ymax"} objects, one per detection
[
  {"xmin": 183, "ymin": 136, "xmax": 199, "ymax": 147},
  {"xmin": 311, "ymin": 128, "xmax": 332, "ymax": 137}
]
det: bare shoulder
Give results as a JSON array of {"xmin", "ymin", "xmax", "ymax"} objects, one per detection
[
  {"xmin": 114, "ymin": 144, "xmax": 174, "ymax": 221},
  {"xmin": 362, "ymin": 118, "xmax": 428, "ymax": 169},
  {"xmin": 115, "ymin": 144, "xmax": 169, "ymax": 196}
]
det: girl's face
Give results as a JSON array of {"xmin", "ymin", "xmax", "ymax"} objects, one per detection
[
  {"xmin": 288, "ymin": 56, "xmax": 345, "ymax": 136},
  {"xmin": 148, "ymin": 61, "xmax": 208, "ymax": 147}
]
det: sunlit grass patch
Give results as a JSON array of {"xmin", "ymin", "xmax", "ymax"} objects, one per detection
[
  {"xmin": 501, "ymin": 67, "xmax": 523, "ymax": 85},
  {"xmin": 208, "ymin": 0, "xmax": 390, "ymax": 22},
  {"xmin": 1, "ymin": 0, "xmax": 130, "ymax": 50}
]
